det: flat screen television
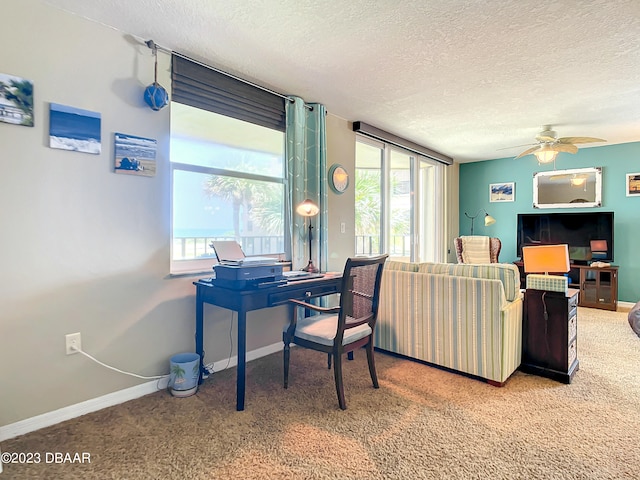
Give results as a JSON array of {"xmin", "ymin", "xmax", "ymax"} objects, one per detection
[{"xmin": 517, "ymin": 212, "xmax": 614, "ymax": 264}]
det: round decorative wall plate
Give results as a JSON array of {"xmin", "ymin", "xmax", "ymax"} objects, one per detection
[{"xmin": 328, "ymin": 164, "xmax": 349, "ymax": 194}]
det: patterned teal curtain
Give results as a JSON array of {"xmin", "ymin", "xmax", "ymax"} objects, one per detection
[
  {"xmin": 307, "ymin": 102, "xmax": 328, "ymax": 273},
  {"xmin": 286, "ymin": 98, "xmax": 327, "ymax": 272}
]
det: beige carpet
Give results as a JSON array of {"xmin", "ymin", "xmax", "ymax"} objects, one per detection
[{"xmin": 2, "ymin": 307, "xmax": 639, "ymax": 479}]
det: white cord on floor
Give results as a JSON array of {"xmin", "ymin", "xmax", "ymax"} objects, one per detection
[
  {"xmin": 202, "ymin": 311, "xmax": 234, "ymax": 378},
  {"xmin": 216, "ymin": 311, "xmax": 234, "ymax": 373},
  {"xmin": 74, "ymin": 347, "xmax": 168, "ymax": 380}
]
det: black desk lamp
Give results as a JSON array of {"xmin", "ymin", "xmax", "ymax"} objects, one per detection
[{"xmin": 296, "ymin": 199, "xmax": 320, "ymax": 273}]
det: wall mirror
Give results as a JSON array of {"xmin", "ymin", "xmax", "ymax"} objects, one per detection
[{"xmin": 533, "ymin": 167, "xmax": 602, "ymax": 209}]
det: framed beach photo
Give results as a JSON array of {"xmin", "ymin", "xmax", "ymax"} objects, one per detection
[
  {"xmin": 626, "ymin": 173, "xmax": 640, "ymax": 197},
  {"xmin": 49, "ymin": 103, "xmax": 101, "ymax": 154},
  {"xmin": 0, "ymin": 72, "xmax": 34, "ymax": 127},
  {"xmin": 114, "ymin": 133, "xmax": 157, "ymax": 177},
  {"xmin": 489, "ymin": 182, "xmax": 515, "ymax": 202}
]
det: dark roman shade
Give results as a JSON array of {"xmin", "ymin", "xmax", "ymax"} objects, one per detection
[
  {"xmin": 353, "ymin": 121, "xmax": 453, "ymax": 165},
  {"xmin": 172, "ymin": 54, "xmax": 286, "ymax": 132}
]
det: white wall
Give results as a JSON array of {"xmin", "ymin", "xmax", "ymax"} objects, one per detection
[
  {"xmin": 326, "ymin": 114, "xmax": 356, "ymax": 272},
  {"xmin": 0, "ymin": 0, "xmax": 176, "ymax": 426},
  {"xmin": 447, "ymin": 162, "xmax": 460, "ymax": 263}
]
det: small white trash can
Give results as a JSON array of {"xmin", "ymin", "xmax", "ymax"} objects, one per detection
[{"xmin": 169, "ymin": 352, "xmax": 200, "ymax": 397}]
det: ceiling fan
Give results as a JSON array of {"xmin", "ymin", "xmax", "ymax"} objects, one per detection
[{"xmin": 511, "ymin": 125, "xmax": 606, "ymax": 164}]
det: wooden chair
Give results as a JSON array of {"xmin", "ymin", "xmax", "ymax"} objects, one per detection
[{"xmin": 282, "ymin": 254, "xmax": 388, "ymax": 410}]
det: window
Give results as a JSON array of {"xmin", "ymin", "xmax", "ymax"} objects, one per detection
[
  {"xmin": 355, "ymin": 136, "xmax": 446, "ymax": 263},
  {"xmin": 170, "ymin": 102, "xmax": 286, "ymax": 274},
  {"xmin": 354, "ymin": 141, "xmax": 382, "ymax": 256}
]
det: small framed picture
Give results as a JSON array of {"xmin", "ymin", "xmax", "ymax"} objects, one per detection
[
  {"xmin": 0, "ymin": 72, "xmax": 34, "ymax": 127},
  {"xmin": 626, "ymin": 173, "xmax": 640, "ymax": 197},
  {"xmin": 49, "ymin": 103, "xmax": 101, "ymax": 154},
  {"xmin": 489, "ymin": 182, "xmax": 515, "ymax": 202},
  {"xmin": 114, "ymin": 132, "xmax": 157, "ymax": 177}
]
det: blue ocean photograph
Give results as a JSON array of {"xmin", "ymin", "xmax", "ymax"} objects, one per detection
[
  {"xmin": 49, "ymin": 103, "xmax": 101, "ymax": 154},
  {"xmin": 114, "ymin": 132, "xmax": 157, "ymax": 177},
  {"xmin": 0, "ymin": 72, "xmax": 34, "ymax": 127}
]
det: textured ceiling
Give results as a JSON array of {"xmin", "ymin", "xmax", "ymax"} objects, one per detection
[{"xmin": 42, "ymin": 0, "xmax": 640, "ymax": 162}]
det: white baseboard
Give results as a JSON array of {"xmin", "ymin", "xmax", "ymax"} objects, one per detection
[
  {"xmin": 617, "ymin": 300, "xmax": 635, "ymax": 311},
  {"xmin": 0, "ymin": 342, "xmax": 282, "ymax": 442},
  {"xmin": 0, "ymin": 380, "xmax": 165, "ymax": 442},
  {"xmin": 206, "ymin": 340, "xmax": 283, "ymax": 373}
]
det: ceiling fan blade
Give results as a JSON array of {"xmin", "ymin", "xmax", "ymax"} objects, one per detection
[
  {"xmin": 515, "ymin": 145, "xmax": 541, "ymax": 159},
  {"xmin": 557, "ymin": 136, "xmax": 606, "ymax": 144},
  {"xmin": 552, "ymin": 143, "xmax": 579, "ymax": 154},
  {"xmin": 497, "ymin": 143, "xmax": 537, "ymax": 151}
]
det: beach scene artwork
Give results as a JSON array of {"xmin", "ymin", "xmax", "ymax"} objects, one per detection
[
  {"xmin": 0, "ymin": 72, "xmax": 34, "ymax": 127},
  {"xmin": 626, "ymin": 173, "xmax": 640, "ymax": 197},
  {"xmin": 49, "ymin": 103, "xmax": 101, "ymax": 154},
  {"xmin": 114, "ymin": 132, "xmax": 157, "ymax": 177},
  {"xmin": 489, "ymin": 182, "xmax": 515, "ymax": 202}
]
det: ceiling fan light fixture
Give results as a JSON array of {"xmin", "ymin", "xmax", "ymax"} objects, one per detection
[{"xmin": 534, "ymin": 146, "xmax": 558, "ymax": 164}]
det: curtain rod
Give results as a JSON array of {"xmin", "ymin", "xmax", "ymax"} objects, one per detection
[{"xmin": 147, "ymin": 40, "xmax": 312, "ymax": 110}]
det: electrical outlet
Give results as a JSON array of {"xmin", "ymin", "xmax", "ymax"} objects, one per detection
[
  {"xmin": 340, "ymin": 222, "xmax": 346, "ymax": 234},
  {"xmin": 65, "ymin": 332, "xmax": 81, "ymax": 355}
]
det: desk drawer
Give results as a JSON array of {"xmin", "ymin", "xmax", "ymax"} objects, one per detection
[
  {"xmin": 568, "ymin": 314, "xmax": 577, "ymax": 342},
  {"xmin": 568, "ymin": 339, "xmax": 577, "ymax": 368},
  {"xmin": 568, "ymin": 293, "xmax": 578, "ymax": 309},
  {"xmin": 269, "ymin": 283, "xmax": 339, "ymax": 306}
]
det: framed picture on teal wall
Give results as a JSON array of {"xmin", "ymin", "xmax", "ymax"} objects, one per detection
[
  {"xmin": 489, "ymin": 182, "xmax": 515, "ymax": 202},
  {"xmin": 626, "ymin": 173, "xmax": 640, "ymax": 196}
]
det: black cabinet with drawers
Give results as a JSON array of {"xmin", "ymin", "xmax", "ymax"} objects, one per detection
[{"xmin": 521, "ymin": 288, "xmax": 579, "ymax": 383}]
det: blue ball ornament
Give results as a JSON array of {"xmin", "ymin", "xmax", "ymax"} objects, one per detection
[{"xmin": 144, "ymin": 82, "xmax": 169, "ymax": 111}]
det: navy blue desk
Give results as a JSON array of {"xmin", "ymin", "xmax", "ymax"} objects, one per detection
[{"xmin": 193, "ymin": 274, "xmax": 342, "ymax": 411}]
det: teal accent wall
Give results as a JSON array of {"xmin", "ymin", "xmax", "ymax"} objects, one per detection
[{"xmin": 459, "ymin": 142, "xmax": 640, "ymax": 303}]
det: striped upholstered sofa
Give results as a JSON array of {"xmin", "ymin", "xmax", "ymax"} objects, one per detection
[{"xmin": 375, "ymin": 261, "xmax": 523, "ymax": 386}]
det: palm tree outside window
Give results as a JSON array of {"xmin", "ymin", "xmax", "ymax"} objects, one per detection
[{"xmin": 170, "ymin": 103, "xmax": 286, "ymax": 274}]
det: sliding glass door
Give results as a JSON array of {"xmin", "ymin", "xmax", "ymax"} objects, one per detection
[{"xmin": 355, "ymin": 137, "xmax": 445, "ymax": 263}]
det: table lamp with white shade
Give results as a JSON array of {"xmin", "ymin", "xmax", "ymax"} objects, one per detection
[{"xmin": 523, "ymin": 244, "xmax": 571, "ymax": 294}]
